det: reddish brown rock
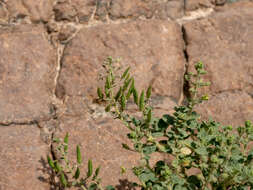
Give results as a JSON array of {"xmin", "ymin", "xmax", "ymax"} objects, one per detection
[
  {"xmin": 109, "ymin": 0, "xmax": 184, "ymax": 20},
  {"xmin": 72, "ymin": 0, "xmax": 96, "ymax": 23},
  {"xmin": 95, "ymin": 0, "xmax": 110, "ymax": 21},
  {"xmin": 185, "ymin": 0, "xmax": 214, "ymax": 11},
  {"xmin": 0, "ymin": 25, "xmax": 57, "ymax": 124},
  {"xmin": 6, "ymin": 0, "xmax": 54, "ymax": 23},
  {"xmin": 53, "ymin": 1, "xmax": 77, "ymax": 22},
  {"xmin": 53, "ymin": 0, "xmax": 96, "ymax": 23},
  {"xmin": 0, "ymin": 124, "xmax": 50, "ymax": 190},
  {"xmin": 57, "ymin": 20, "xmax": 186, "ymax": 105},
  {"xmin": 184, "ymin": 1, "xmax": 253, "ymax": 96},
  {"xmin": 0, "ymin": 2, "xmax": 8, "ymax": 22},
  {"xmin": 195, "ymin": 91, "xmax": 253, "ymax": 126}
]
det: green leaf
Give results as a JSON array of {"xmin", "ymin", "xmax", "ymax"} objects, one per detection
[
  {"xmin": 121, "ymin": 94, "xmax": 126, "ymax": 111},
  {"xmin": 146, "ymin": 86, "xmax": 152, "ymax": 99},
  {"xmin": 139, "ymin": 172, "xmax": 157, "ymax": 183},
  {"xmin": 97, "ymin": 87, "xmax": 104, "ymax": 99},
  {"xmin": 126, "ymin": 84, "xmax": 133, "ymax": 100},
  {"xmin": 132, "ymin": 87, "xmax": 139, "ymax": 106},
  {"xmin": 76, "ymin": 145, "xmax": 82, "ymax": 164},
  {"xmin": 123, "ymin": 77, "xmax": 132, "ymax": 92},
  {"xmin": 55, "ymin": 162, "xmax": 62, "ymax": 173},
  {"xmin": 122, "ymin": 143, "xmax": 131, "ymax": 150},
  {"xmin": 139, "ymin": 90, "xmax": 145, "ymax": 111},
  {"xmin": 143, "ymin": 145, "xmax": 157, "ymax": 155},
  {"xmin": 105, "ymin": 75, "xmax": 112, "ymax": 89},
  {"xmin": 87, "ymin": 159, "xmax": 93, "ymax": 178},
  {"xmin": 64, "ymin": 133, "xmax": 69, "ymax": 152},
  {"xmin": 47, "ymin": 156, "xmax": 55, "ymax": 170},
  {"xmin": 195, "ymin": 147, "xmax": 208, "ymax": 156},
  {"xmin": 106, "ymin": 185, "xmax": 115, "ymax": 190},
  {"xmin": 53, "ymin": 138, "xmax": 60, "ymax": 143},
  {"xmin": 147, "ymin": 109, "xmax": 152, "ymax": 123},
  {"xmin": 60, "ymin": 173, "xmax": 67, "ymax": 187},
  {"xmin": 74, "ymin": 167, "xmax": 80, "ymax": 179},
  {"xmin": 88, "ymin": 183, "xmax": 98, "ymax": 190},
  {"xmin": 121, "ymin": 66, "xmax": 130, "ymax": 80},
  {"xmin": 93, "ymin": 166, "xmax": 100, "ymax": 180},
  {"xmin": 114, "ymin": 87, "xmax": 122, "ymax": 101},
  {"xmin": 105, "ymin": 104, "xmax": 111, "ymax": 112},
  {"xmin": 187, "ymin": 175, "xmax": 202, "ymax": 188}
]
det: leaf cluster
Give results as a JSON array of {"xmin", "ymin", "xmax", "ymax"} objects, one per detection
[
  {"xmin": 97, "ymin": 58, "xmax": 253, "ymax": 190},
  {"xmin": 47, "ymin": 133, "xmax": 115, "ymax": 190}
]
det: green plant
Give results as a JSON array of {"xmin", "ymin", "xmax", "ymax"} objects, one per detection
[
  {"xmin": 47, "ymin": 133, "xmax": 115, "ymax": 190},
  {"xmin": 97, "ymin": 57, "xmax": 253, "ymax": 190}
]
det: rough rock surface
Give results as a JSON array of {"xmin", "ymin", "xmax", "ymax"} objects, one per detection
[
  {"xmin": 57, "ymin": 19, "xmax": 186, "ymax": 104},
  {"xmin": 109, "ymin": 0, "xmax": 184, "ymax": 20},
  {"xmin": 0, "ymin": 124, "xmax": 50, "ymax": 190},
  {"xmin": 0, "ymin": 0, "xmax": 253, "ymax": 189},
  {"xmin": 5, "ymin": 0, "xmax": 54, "ymax": 23},
  {"xmin": 184, "ymin": 1, "xmax": 253, "ymax": 123},
  {"xmin": 195, "ymin": 91, "xmax": 253, "ymax": 126},
  {"xmin": 0, "ymin": 25, "xmax": 57, "ymax": 124}
]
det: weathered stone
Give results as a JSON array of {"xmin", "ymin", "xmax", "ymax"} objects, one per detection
[
  {"xmin": 0, "ymin": 124, "xmax": 50, "ymax": 190},
  {"xmin": 184, "ymin": 1, "xmax": 253, "ymax": 96},
  {"xmin": 72, "ymin": 0, "xmax": 96, "ymax": 23},
  {"xmin": 53, "ymin": 0, "xmax": 96, "ymax": 23},
  {"xmin": 0, "ymin": 2, "xmax": 8, "ymax": 22},
  {"xmin": 195, "ymin": 91, "xmax": 253, "ymax": 126},
  {"xmin": 58, "ymin": 24, "xmax": 77, "ymax": 42},
  {"xmin": 53, "ymin": 1, "xmax": 77, "ymax": 22},
  {"xmin": 6, "ymin": 0, "xmax": 54, "ymax": 23},
  {"xmin": 185, "ymin": 0, "xmax": 214, "ymax": 11},
  {"xmin": 57, "ymin": 20, "xmax": 186, "ymax": 106},
  {"xmin": 95, "ymin": 0, "xmax": 110, "ymax": 21},
  {"xmin": 109, "ymin": 0, "xmax": 184, "ymax": 20},
  {"xmin": 0, "ymin": 25, "xmax": 57, "ymax": 124}
]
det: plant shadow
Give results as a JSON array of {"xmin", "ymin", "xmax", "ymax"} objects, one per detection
[
  {"xmin": 38, "ymin": 156, "xmax": 138, "ymax": 190},
  {"xmin": 37, "ymin": 156, "xmax": 61, "ymax": 190}
]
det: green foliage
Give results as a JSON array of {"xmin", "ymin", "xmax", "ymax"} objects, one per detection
[
  {"xmin": 97, "ymin": 57, "xmax": 253, "ymax": 190},
  {"xmin": 47, "ymin": 133, "xmax": 115, "ymax": 190}
]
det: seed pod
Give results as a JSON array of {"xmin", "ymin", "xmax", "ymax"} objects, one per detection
[
  {"xmin": 105, "ymin": 75, "xmax": 111, "ymax": 89},
  {"xmin": 114, "ymin": 87, "xmax": 122, "ymax": 101},
  {"xmin": 87, "ymin": 160, "xmax": 93, "ymax": 178},
  {"xmin": 146, "ymin": 86, "xmax": 152, "ymax": 99},
  {"xmin": 64, "ymin": 133, "xmax": 69, "ymax": 152},
  {"xmin": 121, "ymin": 94, "xmax": 126, "ymax": 111},
  {"xmin": 121, "ymin": 67, "xmax": 130, "ymax": 80},
  {"xmin": 147, "ymin": 109, "xmax": 152, "ymax": 123},
  {"xmin": 139, "ymin": 90, "xmax": 145, "ymax": 111},
  {"xmin": 74, "ymin": 167, "xmax": 80, "ymax": 179},
  {"xmin": 122, "ymin": 143, "xmax": 131, "ymax": 150},
  {"xmin": 47, "ymin": 156, "xmax": 55, "ymax": 170},
  {"xmin": 97, "ymin": 88, "xmax": 104, "ymax": 99},
  {"xmin": 93, "ymin": 167, "xmax": 100, "ymax": 180},
  {"xmin": 133, "ymin": 88, "xmax": 138, "ymax": 106},
  {"xmin": 76, "ymin": 145, "xmax": 82, "ymax": 164},
  {"xmin": 105, "ymin": 104, "xmax": 111, "ymax": 112},
  {"xmin": 126, "ymin": 80, "xmax": 134, "ymax": 100},
  {"xmin": 123, "ymin": 77, "xmax": 132, "ymax": 92},
  {"xmin": 60, "ymin": 173, "xmax": 67, "ymax": 187},
  {"xmin": 55, "ymin": 162, "xmax": 62, "ymax": 173}
]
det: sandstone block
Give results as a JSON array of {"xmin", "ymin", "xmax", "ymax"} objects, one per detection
[
  {"xmin": 0, "ymin": 124, "xmax": 50, "ymax": 190},
  {"xmin": 0, "ymin": 25, "xmax": 57, "ymax": 123},
  {"xmin": 184, "ymin": 1, "xmax": 253, "ymax": 96},
  {"xmin": 57, "ymin": 20, "xmax": 186, "ymax": 106}
]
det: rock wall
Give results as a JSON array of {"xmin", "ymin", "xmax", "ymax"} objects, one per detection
[{"xmin": 0, "ymin": 0, "xmax": 253, "ymax": 189}]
